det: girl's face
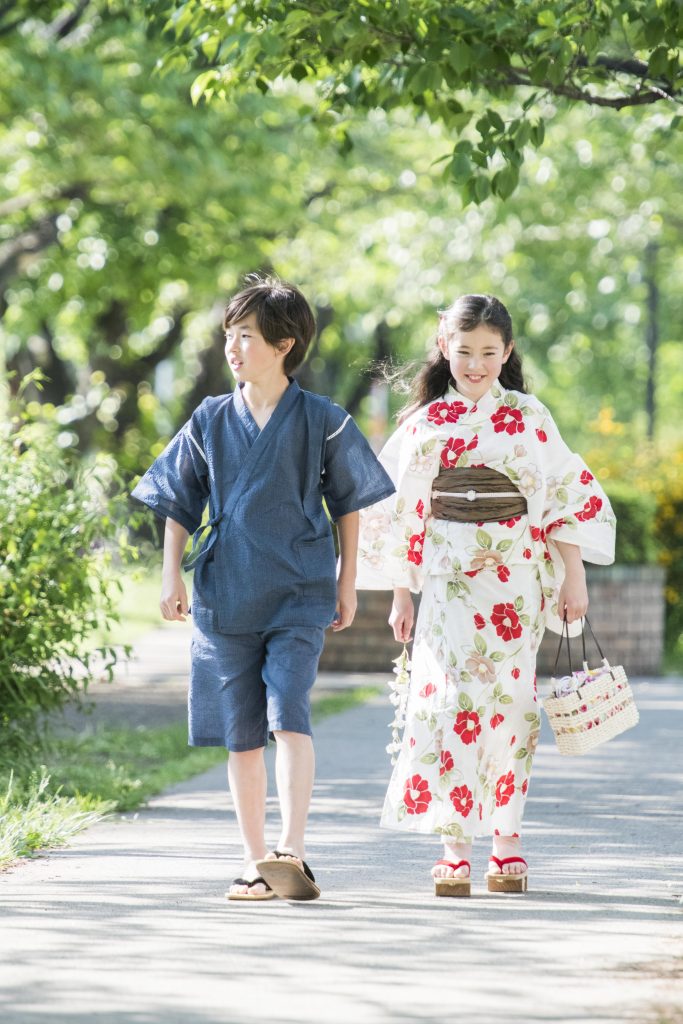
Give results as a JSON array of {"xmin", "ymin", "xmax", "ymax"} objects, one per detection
[{"xmin": 438, "ymin": 323, "xmax": 513, "ymax": 402}]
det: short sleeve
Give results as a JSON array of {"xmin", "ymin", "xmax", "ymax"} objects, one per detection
[
  {"xmin": 131, "ymin": 408, "xmax": 210, "ymax": 534},
  {"xmin": 322, "ymin": 405, "xmax": 395, "ymax": 521}
]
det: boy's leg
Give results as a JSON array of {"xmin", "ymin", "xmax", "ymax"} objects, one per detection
[
  {"xmin": 271, "ymin": 731, "xmax": 315, "ymax": 859},
  {"xmin": 227, "ymin": 746, "xmax": 270, "ymax": 895},
  {"xmin": 262, "ymin": 626, "xmax": 324, "ymax": 865}
]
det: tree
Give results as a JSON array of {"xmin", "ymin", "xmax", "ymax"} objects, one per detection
[{"xmin": 148, "ymin": 0, "xmax": 683, "ymax": 203}]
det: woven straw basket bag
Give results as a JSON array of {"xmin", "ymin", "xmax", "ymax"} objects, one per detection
[{"xmin": 542, "ymin": 617, "xmax": 639, "ymax": 756}]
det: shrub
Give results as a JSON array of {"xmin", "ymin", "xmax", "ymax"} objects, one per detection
[
  {"xmin": 603, "ymin": 482, "xmax": 660, "ymax": 566},
  {"xmin": 0, "ymin": 402, "xmax": 134, "ymax": 767}
]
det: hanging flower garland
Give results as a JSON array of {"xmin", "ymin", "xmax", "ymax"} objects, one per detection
[{"xmin": 386, "ymin": 644, "xmax": 411, "ymax": 764}]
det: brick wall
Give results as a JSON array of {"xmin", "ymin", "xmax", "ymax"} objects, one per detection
[{"xmin": 319, "ymin": 565, "xmax": 665, "ymax": 677}]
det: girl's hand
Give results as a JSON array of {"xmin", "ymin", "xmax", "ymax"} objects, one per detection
[
  {"xmin": 160, "ymin": 574, "xmax": 189, "ymax": 621},
  {"xmin": 389, "ymin": 589, "xmax": 414, "ymax": 643},
  {"xmin": 557, "ymin": 571, "xmax": 588, "ymax": 625},
  {"xmin": 331, "ymin": 576, "xmax": 357, "ymax": 631}
]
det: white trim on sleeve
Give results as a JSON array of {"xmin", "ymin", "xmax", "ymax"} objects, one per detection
[
  {"xmin": 187, "ymin": 429, "xmax": 208, "ymax": 464},
  {"xmin": 326, "ymin": 414, "xmax": 351, "ymax": 442}
]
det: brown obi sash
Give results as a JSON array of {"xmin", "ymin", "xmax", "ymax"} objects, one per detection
[{"xmin": 431, "ymin": 467, "xmax": 527, "ymax": 523}]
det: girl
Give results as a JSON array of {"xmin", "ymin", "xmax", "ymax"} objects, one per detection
[{"xmin": 356, "ymin": 294, "xmax": 615, "ymax": 896}]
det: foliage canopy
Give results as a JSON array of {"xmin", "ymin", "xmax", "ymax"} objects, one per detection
[{"xmin": 149, "ymin": 0, "xmax": 683, "ymax": 203}]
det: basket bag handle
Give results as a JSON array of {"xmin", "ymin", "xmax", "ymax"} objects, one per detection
[{"xmin": 553, "ymin": 614, "xmax": 608, "ymax": 678}]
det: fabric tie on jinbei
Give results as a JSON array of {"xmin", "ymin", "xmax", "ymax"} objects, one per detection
[{"xmin": 431, "ymin": 466, "xmax": 528, "ymax": 523}]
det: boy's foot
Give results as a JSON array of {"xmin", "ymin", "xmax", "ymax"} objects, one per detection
[
  {"xmin": 431, "ymin": 841, "xmax": 472, "ymax": 879},
  {"xmin": 226, "ymin": 860, "xmax": 275, "ymax": 900},
  {"xmin": 256, "ymin": 850, "xmax": 320, "ymax": 901}
]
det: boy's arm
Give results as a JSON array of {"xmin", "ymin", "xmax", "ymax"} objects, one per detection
[
  {"xmin": 160, "ymin": 517, "xmax": 190, "ymax": 622},
  {"xmin": 331, "ymin": 511, "xmax": 359, "ymax": 632}
]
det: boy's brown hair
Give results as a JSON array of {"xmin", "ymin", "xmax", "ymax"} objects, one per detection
[{"xmin": 224, "ymin": 274, "xmax": 316, "ymax": 374}]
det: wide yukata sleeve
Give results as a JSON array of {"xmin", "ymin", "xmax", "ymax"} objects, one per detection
[
  {"xmin": 131, "ymin": 404, "xmax": 210, "ymax": 535},
  {"xmin": 321, "ymin": 403, "xmax": 395, "ymax": 521},
  {"xmin": 528, "ymin": 401, "xmax": 616, "ymax": 633},
  {"xmin": 356, "ymin": 413, "xmax": 440, "ymax": 593}
]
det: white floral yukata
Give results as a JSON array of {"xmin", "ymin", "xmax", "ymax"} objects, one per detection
[{"xmin": 357, "ymin": 381, "xmax": 616, "ymax": 840}]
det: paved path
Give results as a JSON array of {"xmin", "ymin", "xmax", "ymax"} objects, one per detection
[{"xmin": 2, "ymin": 672, "xmax": 682, "ymax": 1023}]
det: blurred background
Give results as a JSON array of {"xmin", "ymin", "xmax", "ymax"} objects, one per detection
[{"xmin": 1, "ymin": 1, "xmax": 681, "ymax": 772}]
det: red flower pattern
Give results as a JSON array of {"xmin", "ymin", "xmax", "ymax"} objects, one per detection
[
  {"xmin": 440, "ymin": 434, "xmax": 479, "ymax": 469},
  {"xmin": 576, "ymin": 495, "xmax": 603, "ymax": 522},
  {"xmin": 497, "ymin": 565, "xmax": 510, "ymax": 583},
  {"xmin": 490, "ymin": 602, "xmax": 523, "ymax": 642},
  {"xmin": 495, "ymin": 771, "xmax": 516, "ymax": 807},
  {"xmin": 419, "ymin": 682, "xmax": 436, "ymax": 698},
  {"xmin": 427, "ymin": 400, "xmax": 468, "ymax": 425},
  {"xmin": 474, "ymin": 613, "xmax": 486, "ymax": 630},
  {"xmin": 580, "ymin": 470, "xmax": 594, "ymax": 485},
  {"xmin": 522, "ymin": 779, "xmax": 529, "ymax": 795},
  {"xmin": 403, "ymin": 774, "xmax": 432, "ymax": 815},
  {"xmin": 454, "ymin": 710, "xmax": 482, "ymax": 745},
  {"xmin": 523, "ymin": 547, "xmax": 532, "ymax": 559},
  {"xmin": 449, "ymin": 784, "xmax": 474, "ymax": 818},
  {"xmin": 499, "ymin": 516, "xmax": 521, "ymax": 528},
  {"xmin": 511, "ymin": 667, "xmax": 520, "ymax": 680},
  {"xmin": 407, "ymin": 531, "xmax": 425, "ymax": 565},
  {"xmin": 530, "ymin": 525, "xmax": 546, "ymax": 543},
  {"xmin": 491, "ymin": 406, "xmax": 525, "ymax": 435},
  {"xmin": 546, "ymin": 517, "xmax": 566, "ymax": 534},
  {"xmin": 439, "ymin": 750, "xmax": 454, "ymax": 776},
  {"xmin": 415, "ymin": 499, "xmax": 425, "ymax": 519},
  {"xmin": 536, "ymin": 428, "xmax": 548, "ymax": 442},
  {"xmin": 490, "ymin": 713, "xmax": 505, "ymax": 730}
]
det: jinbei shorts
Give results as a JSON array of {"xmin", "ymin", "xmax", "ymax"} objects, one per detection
[{"xmin": 188, "ymin": 622, "xmax": 325, "ymax": 752}]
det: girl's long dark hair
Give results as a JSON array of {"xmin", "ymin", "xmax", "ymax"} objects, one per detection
[{"xmin": 397, "ymin": 294, "xmax": 526, "ymax": 418}]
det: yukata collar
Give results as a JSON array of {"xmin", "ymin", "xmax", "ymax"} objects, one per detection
[
  {"xmin": 234, "ymin": 376, "xmax": 300, "ymax": 438},
  {"xmin": 445, "ymin": 380, "xmax": 504, "ymax": 416}
]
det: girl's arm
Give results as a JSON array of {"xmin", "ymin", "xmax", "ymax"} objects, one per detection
[
  {"xmin": 551, "ymin": 539, "xmax": 588, "ymax": 624},
  {"xmin": 390, "ymin": 587, "xmax": 414, "ymax": 643},
  {"xmin": 332, "ymin": 511, "xmax": 359, "ymax": 631},
  {"xmin": 161, "ymin": 517, "xmax": 190, "ymax": 622}
]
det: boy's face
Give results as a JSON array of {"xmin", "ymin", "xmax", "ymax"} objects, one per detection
[{"xmin": 224, "ymin": 312, "xmax": 291, "ymax": 384}]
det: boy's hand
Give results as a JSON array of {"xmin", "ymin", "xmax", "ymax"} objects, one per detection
[
  {"xmin": 331, "ymin": 576, "xmax": 357, "ymax": 631},
  {"xmin": 160, "ymin": 574, "xmax": 189, "ymax": 622},
  {"xmin": 389, "ymin": 589, "xmax": 414, "ymax": 643}
]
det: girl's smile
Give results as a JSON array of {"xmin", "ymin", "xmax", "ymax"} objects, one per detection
[{"xmin": 437, "ymin": 323, "xmax": 513, "ymax": 402}]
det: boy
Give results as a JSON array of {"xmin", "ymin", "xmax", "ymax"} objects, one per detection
[{"xmin": 132, "ymin": 275, "xmax": 394, "ymax": 901}]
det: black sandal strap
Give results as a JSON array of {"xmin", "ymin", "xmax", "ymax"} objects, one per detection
[
  {"xmin": 273, "ymin": 850, "xmax": 316, "ymax": 883},
  {"xmin": 232, "ymin": 876, "xmax": 271, "ymax": 890}
]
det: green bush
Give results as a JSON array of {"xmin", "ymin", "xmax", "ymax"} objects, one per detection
[
  {"xmin": 604, "ymin": 482, "xmax": 660, "ymax": 566},
  {"xmin": 0, "ymin": 403, "xmax": 133, "ymax": 767}
]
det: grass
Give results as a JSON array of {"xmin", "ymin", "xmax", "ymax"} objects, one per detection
[{"xmin": 0, "ymin": 685, "xmax": 382, "ymax": 869}]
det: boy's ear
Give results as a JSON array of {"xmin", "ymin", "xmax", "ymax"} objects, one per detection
[{"xmin": 277, "ymin": 337, "xmax": 295, "ymax": 358}]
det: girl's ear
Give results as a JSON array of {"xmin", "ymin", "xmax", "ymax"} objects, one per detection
[
  {"xmin": 436, "ymin": 333, "xmax": 449, "ymax": 360},
  {"xmin": 502, "ymin": 339, "xmax": 515, "ymax": 364}
]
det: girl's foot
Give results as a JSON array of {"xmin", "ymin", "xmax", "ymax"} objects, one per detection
[
  {"xmin": 228, "ymin": 859, "xmax": 269, "ymax": 897},
  {"xmin": 431, "ymin": 841, "xmax": 472, "ymax": 879},
  {"xmin": 489, "ymin": 835, "xmax": 526, "ymax": 875}
]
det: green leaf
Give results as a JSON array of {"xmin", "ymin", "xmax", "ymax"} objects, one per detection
[
  {"xmin": 648, "ymin": 46, "xmax": 670, "ymax": 78},
  {"xmin": 459, "ymin": 692, "xmax": 474, "ymax": 712},
  {"xmin": 474, "ymin": 632, "xmax": 487, "ymax": 655},
  {"xmin": 447, "ymin": 581, "xmax": 459, "ymax": 601},
  {"xmin": 515, "ymin": 747, "xmax": 528, "ymax": 758},
  {"xmin": 514, "ymin": 595, "xmax": 524, "ymax": 611},
  {"xmin": 490, "ymin": 651, "xmax": 504, "ymax": 662},
  {"xmin": 476, "ymin": 528, "xmax": 492, "ymax": 550},
  {"xmin": 496, "ymin": 539, "xmax": 513, "ymax": 552},
  {"xmin": 420, "ymin": 752, "xmax": 439, "ymax": 764},
  {"xmin": 499, "ymin": 694, "xmax": 514, "ymax": 705},
  {"xmin": 524, "ymin": 712, "xmax": 538, "ymax": 722}
]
